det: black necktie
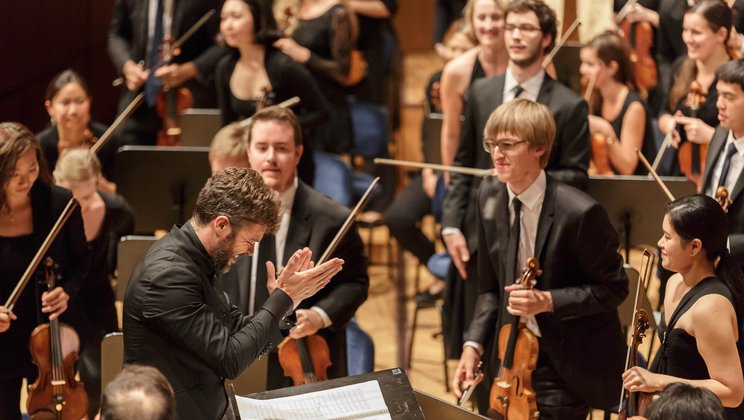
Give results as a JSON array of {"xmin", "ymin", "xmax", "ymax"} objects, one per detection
[
  {"xmin": 512, "ymin": 85, "xmax": 524, "ymax": 101},
  {"xmin": 145, "ymin": 0, "xmax": 164, "ymax": 106},
  {"xmin": 506, "ymin": 197, "xmax": 522, "ymax": 285},
  {"xmin": 254, "ymin": 234, "xmax": 276, "ymax": 312},
  {"xmin": 717, "ymin": 143, "xmax": 738, "ymax": 189}
]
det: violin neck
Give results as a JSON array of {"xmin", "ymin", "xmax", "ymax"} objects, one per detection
[
  {"xmin": 296, "ymin": 337, "xmax": 315, "ymax": 377},
  {"xmin": 502, "ymin": 317, "xmax": 521, "ymax": 369}
]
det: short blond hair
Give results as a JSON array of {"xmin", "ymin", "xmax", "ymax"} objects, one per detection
[
  {"xmin": 209, "ymin": 123, "xmax": 247, "ymax": 164},
  {"xmin": 54, "ymin": 147, "xmax": 101, "ymax": 184},
  {"xmin": 483, "ymin": 98, "xmax": 555, "ymax": 168}
]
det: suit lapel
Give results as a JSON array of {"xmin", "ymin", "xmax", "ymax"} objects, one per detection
[
  {"xmin": 534, "ymin": 177, "xmax": 556, "ymax": 263},
  {"xmin": 702, "ymin": 128, "xmax": 727, "ymax": 193},
  {"xmin": 493, "ymin": 181, "xmax": 510, "ymax": 281},
  {"xmin": 536, "ymin": 76, "xmax": 553, "ymax": 105},
  {"xmin": 489, "ymin": 75, "xmax": 505, "ymax": 115},
  {"xmin": 283, "ymin": 183, "xmax": 313, "ymax": 265}
]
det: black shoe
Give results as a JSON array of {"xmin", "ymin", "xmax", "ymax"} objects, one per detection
[{"xmin": 415, "ymin": 290, "xmax": 443, "ymax": 306}]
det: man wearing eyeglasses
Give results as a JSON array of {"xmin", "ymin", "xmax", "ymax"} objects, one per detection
[
  {"xmin": 452, "ymin": 99, "xmax": 627, "ymax": 419},
  {"xmin": 441, "ymin": 0, "xmax": 590, "ymax": 381}
]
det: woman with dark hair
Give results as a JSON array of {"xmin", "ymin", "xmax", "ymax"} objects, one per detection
[
  {"xmin": 579, "ymin": 31, "xmax": 656, "ymax": 175},
  {"xmin": 657, "ymin": 0, "xmax": 734, "ymax": 175},
  {"xmin": 54, "ymin": 148, "xmax": 134, "ymax": 418},
  {"xmin": 623, "ymin": 194, "xmax": 744, "ymax": 417},
  {"xmin": 36, "ymin": 70, "xmax": 117, "ymax": 190},
  {"xmin": 217, "ymin": 0, "xmax": 330, "ymax": 183},
  {"xmin": 0, "ymin": 122, "xmax": 88, "ymax": 419}
]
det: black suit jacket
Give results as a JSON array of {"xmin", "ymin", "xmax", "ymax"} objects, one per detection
[
  {"xmin": 701, "ymin": 127, "xmax": 744, "ymax": 264},
  {"xmin": 221, "ymin": 182, "xmax": 369, "ymax": 379},
  {"xmin": 108, "ymin": 0, "xmax": 226, "ymax": 108},
  {"xmin": 123, "ymin": 222, "xmax": 294, "ymax": 420},
  {"xmin": 468, "ymin": 174, "xmax": 628, "ymax": 409},
  {"xmin": 442, "ymin": 74, "xmax": 590, "ymax": 251}
]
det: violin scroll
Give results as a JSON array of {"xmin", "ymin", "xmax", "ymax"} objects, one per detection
[{"xmin": 716, "ymin": 186, "xmax": 732, "ymax": 213}]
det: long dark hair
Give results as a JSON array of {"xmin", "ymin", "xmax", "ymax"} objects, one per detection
[
  {"xmin": 240, "ymin": 0, "xmax": 282, "ymax": 46},
  {"xmin": 45, "ymin": 69, "xmax": 91, "ymax": 102},
  {"xmin": 586, "ymin": 31, "xmax": 638, "ymax": 114},
  {"xmin": 667, "ymin": 194, "xmax": 744, "ymax": 331},
  {"xmin": 0, "ymin": 122, "xmax": 52, "ymax": 210}
]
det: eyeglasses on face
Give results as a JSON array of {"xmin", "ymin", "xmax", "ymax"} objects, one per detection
[
  {"xmin": 483, "ymin": 138, "xmax": 528, "ymax": 154},
  {"xmin": 504, "ymin": 24, "xmax": 542, "ymax": 34}
]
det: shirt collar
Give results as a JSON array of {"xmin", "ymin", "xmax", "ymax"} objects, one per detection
[
  {"xmin": 278, "ymin": 178, "xmax": 299, "ymax": 214},
  {"xmin": 507, "ymin": 170, "xmax": 547, "ymax": 211},
  {"xmin": 726, "ymin": 131, "xmax": 744, "ymax": 157},
  {"xmin": 504, "ymin": 67, "xmax": 546, "ymax": 100}
]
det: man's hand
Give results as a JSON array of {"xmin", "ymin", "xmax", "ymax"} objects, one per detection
[
  {"xmin": 453, "ymin": 346, "xmax": 481, "ymax": 398},
  {"xmin": 274, "ymin": 248, "xmax": 344, "ymax": 307},
  {"xmin": 274, "ymin": 38, "xmax": 311, "ymax": 64},
  {"xmin": 41, "ymin": 286, "xmax": 69, "ymax": 321},
  {"xmin": 289, "ymin": 309, "xmax": 324, "ymax": 339},
  {"xmin": 123, "ymin": 60, "xmax": 148, "ymax": 91},
  {"xmin": 504, "ymin": 284, "xmax": 552, "ymax": 316},
  {"xmin": 154, "ymin": 62, "xmax": 198, "ymax": 90},
  {"xmin": 674, "ymin": 114, "xmax": 715, "ymax": 146},
  {"xmin": 443, "ymin": 231, "xmax": 469, "ymax": 279},
  {"xmin": 0, "ymin": 307, "xmax": 17, "ymax": 333}
]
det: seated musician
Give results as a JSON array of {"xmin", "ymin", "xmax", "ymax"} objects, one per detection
[
  {"xmin": 580, "ymin": 31, "xmax": 656, "ymax": 175},
  {"xmin": 219, "ymin": 106, "xmax": 369, "ymax": 389},
  {"xmin": 208, "ymin": 122, "xmax": 250, "ymax": 175},
  {"xmin": 452, "ymin": 99, "xmax": 628, "ymax": 419},
  {"xmin": 622, "ymin": 194, "xmax": 744, "ymax": 417},
  {"xmin": 123, "ymin": 167, "xmax": 344, "ymax": 420}
]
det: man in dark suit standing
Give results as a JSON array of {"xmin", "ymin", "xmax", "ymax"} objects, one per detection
[
  {"xmin": 220, "ymin": 106, "xmax": 369, "ymax": 389},
  {"xmin": 108, "ymin": 0, "xmax": 226, "ymax": 147},
  {"xmin": 452, "ymin": 99, "xmax": 628, "ymax": 418},
  {"xmin": 701, "ymin": 58, "xmax": 744, "ymax": 264},
  {"xmin": 441, "ymin": 0, "xmax": 589, "ymax": 360},
  {"xmin": 123, "ymin": 168, "xmax": 344, "ymax": 420}
]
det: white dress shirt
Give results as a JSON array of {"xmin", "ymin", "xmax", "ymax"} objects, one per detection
[
  {"xmin": 504, "ymin": 67, "xmax": 545, "ymax": 102},
  {"xmin": 706, "ymin": 131, "xmax": 744, "ymax": 197}
]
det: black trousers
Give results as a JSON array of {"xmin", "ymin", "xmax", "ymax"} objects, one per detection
[{"xmin": 384, "ymin": 175, "xmax": 435, "ymax": 264}]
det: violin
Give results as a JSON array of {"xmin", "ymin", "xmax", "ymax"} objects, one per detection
[
  {"xmin": 155, "ymin": 34, "xmax": 194, "ymax": 147},
  {"xmin": 677, "ymin": 81, "xmax": 709, "ymax": 188},
  {"xmin": 618, "ymin": 250, "xmax": 655, "ymax": 419},
  {"xmin": 616, "ymin": 0, "xmax": 658, "ymax": 93},
  {"xmin": 582, "ymin": 72, "xmax": 614, "ymax": 176},
  {"xmin": 489, "ymin": 258, "xmax": 542, "ymax": 420},
  {"xmin": 27, "ymin": 257, "xmax": 88, "ymax": 420},
  {"xmin": 277, "ymin": 334, "xmax": 331, "ymax": 385}
]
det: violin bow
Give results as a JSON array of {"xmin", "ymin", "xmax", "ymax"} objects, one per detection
[
  {"xmin": 238, "ymin": 97, "xmax": 300, "ymax": 128},
  {"xmin": 542, "ymin": 18, "xmax": 581, "ymax": 69},
  {"xmin": 637, "ymin": 149, "xmax": 676, "ymax": 201},
  {"xmin": 317, "ymin": 177, "xmax": 380, "ymax": 265},
  {"xmin": 3, "ymin": 93, "xmax": 145, "ymax": 311},
  {"xmin": 373, "ymin": 158, "xmax": 492, "ymax": 177},
  {"xmin": 583, "ymin": 71, "xmax": 598, "ymax": 103},
  {"xmin": 113, "ymin": 9, "xmax": 217, "ymax": 86},
  {"xmin": 650, "ymin": 122, "xmax": 676, "ymax": 174},
  {"xmin": 615, "ymin": 0, "xmax": 639, "ymax": 24},
  {"xmin": 617, "ymin": 249, "xmax": 654, "ymax": 411},
  {"xmin": 458, "ymin": 361, "xmax": 484, "ymax": 407}
]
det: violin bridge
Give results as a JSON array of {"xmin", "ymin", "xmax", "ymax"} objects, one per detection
[
  {"xmin": 495, "ymin": 380, "xmax": 511, "ymax": 390},
  {"xmin": 51, "ymin": 380, "xmax": 66, "ymax": 386}
]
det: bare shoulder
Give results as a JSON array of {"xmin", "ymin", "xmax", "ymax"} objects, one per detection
[{"xmin": 442, "ymin": 48, "xmax": 479, "ymax": 85}]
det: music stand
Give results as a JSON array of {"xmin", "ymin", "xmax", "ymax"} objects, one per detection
[
  {"xmin": 180, "ymin": 108, "xmax": 222, "ymax": 147},
  {"xmin": 586, "ymin": 175, "xmax": 697, "ymax": 261},
  {"xmin": 414, "ymin": 390, "xmax": 488, "ymax": 419},
  {"xmin": 551, "ymin": 42, "xmax": 582, "ymax": 95},
  {"xmin": 422, "ymin": 112, "xmax": 443, "ymax": 164},
  {"xmin": 114, "ymin": 146, "xmax": 211, "ymax": 234}
]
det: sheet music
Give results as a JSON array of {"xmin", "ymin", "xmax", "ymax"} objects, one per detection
[{"xmin": 235, "ymin": 380, "xmax": 391, "ymax": 420}]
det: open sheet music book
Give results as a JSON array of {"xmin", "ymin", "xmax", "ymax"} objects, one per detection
[{"xmin": 235, "ymin": 380, "xmax": 391, "ymax": 419}]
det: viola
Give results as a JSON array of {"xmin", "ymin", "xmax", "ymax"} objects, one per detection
[
  {"xmin": 277, "ymin": 334, "xmax": 331, "ymax": 385},
  {"xmin": 489, "ymin": 258, "xmax": 541, "ymax": 420},
  {"xmin": 677, "ymin": 81, "xmax": 709, "ymax": 188},
  {"xmin": 27, "ymin": 257, "xmax": 88, "ymax": 420},
  {"xmin": 154, "ymin": 35, "xmax": 193, "ymax": 147},
  {"xmin": 618, "ymin": 250, "xmax": 655, "ymax": 419},
  {"xmin": 616, "ymin": 1, "xmax": 658, "ymax": 93}
]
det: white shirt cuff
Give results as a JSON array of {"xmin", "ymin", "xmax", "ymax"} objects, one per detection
[
  {"xmin": 442, "ymin": 227, "xmax": 463, "ymax": 236},
  {"xmin": 311, "ymin": 306, "xmax": 332, "ymax": 328},
  {"xmin": 463, "ymin": 341, "xmax": 483, "ymax": 356}
]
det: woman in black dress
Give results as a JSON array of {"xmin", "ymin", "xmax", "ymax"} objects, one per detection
[
  {"xmin": 0, "ymin": 122, "xmax": 88, "ymax": 419},
  {"xmin": 217, "ymin": 0, "xmax": 330, "ymax": 184},
  {"xmin": 623, "ymin": 195, "xmax": 744, "ymax": 417},
  {"xmin": 54, "ymin": 148, "xmax": 134, "ymax": 418}
]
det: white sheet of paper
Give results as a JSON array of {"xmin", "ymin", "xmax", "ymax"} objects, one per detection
[{"xmin": 235, "ymin": 380, "xmax": 392, "ymax": 420}]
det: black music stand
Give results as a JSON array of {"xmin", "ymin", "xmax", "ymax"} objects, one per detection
[
  {"xmin": 552, "ymin": 42, "xmax": 582, "ymax": 95},
  {"xmin": 586, "ymin": 175, "xmax": 697, "ymax": 261},
  {"xmin": 414, "ymin": 390, "xmax": 488, "ymax": 419},
  {"xmin": 114, "ymin": 146, "xmax": 211, "ymax": 234},
  {"xmin": 422, "ymin": 112, "xmax": 443, "ymax": 164},
  {"xmin": 181, "ymin": 108, "xmax": 222, "ymax": 147}
]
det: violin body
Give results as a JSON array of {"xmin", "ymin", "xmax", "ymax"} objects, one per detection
[
  {"xmin": 488, "ymin": 322, "xmax": 539, "ymax": 419},
  {"xmin": 278, "ymin": 334, "xmax": 331, "ymax": 385},
  {"xmin": 27, "ymin": 321, "xmax": 88, "ymax": 420},
  {"xmin": 155, "ymin": 87, "xmax": 193, "ymax": 146},
  {"xmin": 589, "ymin": 133, "xmax": 614, "ymax": 176},
  {"xmin": 621, "ymin": 20, "xmax": 657, "ymax": 91},
  {"xmin": 678, "ymin": 141, "xmax": 708, "ymax": 188}
]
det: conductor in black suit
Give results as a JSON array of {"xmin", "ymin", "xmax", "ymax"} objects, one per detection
[
  {"xmin": 452, "ymin": 99, "xmax": 628, "ymax": 418},
  {"xmin": 220, "ymin": 106, "xmax": 369, "ymax": 389},
  {"xmin": 108, "ymin": 0, "xmax": 226, "ymax": 146},
  {"xmin": 701, "ymin": 58, "xmax": 744, "ymax": 265},
  {"xmin": 123, "ymin": 168, "xmax": 344, "ymax": 420},
  {"xmin": 441, "ymin": 0, "xmax": 589, "ymax": 360}
]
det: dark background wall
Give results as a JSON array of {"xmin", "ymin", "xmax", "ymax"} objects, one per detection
[{"xmin": 0, "ymin": 0, "xmax": 118, "ymax": 133}]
